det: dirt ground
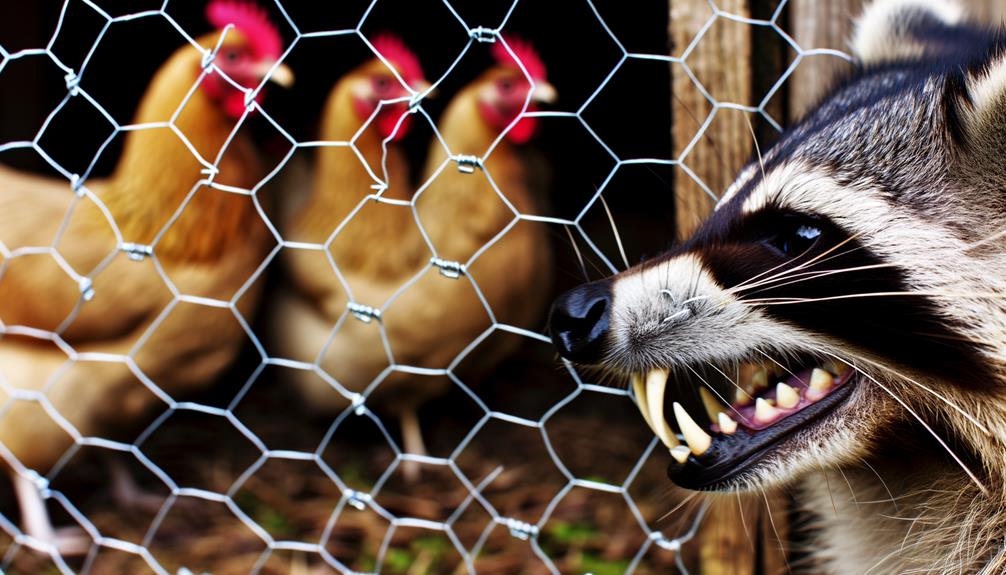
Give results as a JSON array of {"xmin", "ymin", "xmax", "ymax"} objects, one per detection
[{"xmin": 0, "ymin": 337, "xmax": 718, "ymax": 575}]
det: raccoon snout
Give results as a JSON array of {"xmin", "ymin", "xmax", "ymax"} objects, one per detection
[{"xmin": 549, "ymin": 278, "xmax": 613, "ymax": 364}]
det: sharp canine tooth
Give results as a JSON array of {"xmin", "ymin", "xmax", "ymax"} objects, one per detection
[
  {"xmin": 698, "ymin": 387, "xmax": 726, "ymax": 422},
  {"xmin": 755, "ymin": 397, "xmax": 780, "ymax": 423},
  {"xmin": 673, "ymin": 402, "xmax": 712, "ymax": 455},
  {"xmin": 718, "ymin": 412, "xmax": 738, "ymax": 434},
  {"xmin": 776, "ymin": 382, "xmax": 800, "ymax": 409},
  {"xmin": 670, "ymin": 445, "xmax": 691, "ymax": 464},
  {"xmin": 631, "ymin": 373, "xmax": 655, "ymax": 430},
  {"xmin": 645, "ymin": 369, "xmax": 679, "ymax": 449}
]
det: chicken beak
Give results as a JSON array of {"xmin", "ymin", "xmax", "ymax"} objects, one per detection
[
  {"xmin": 531, "ymin": 81, "xmax": 557, "ymax": 104},
  {"xmin": 262, "ymin": 62, "xmax": 295, "ymax": 88}
]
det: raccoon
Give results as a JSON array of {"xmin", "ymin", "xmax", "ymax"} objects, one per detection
[{"xmin": 548, "ymin": 1, "xmax": 1006, "ymax": 572}]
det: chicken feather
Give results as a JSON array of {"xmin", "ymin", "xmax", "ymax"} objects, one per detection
[
  {"xmin": 275, "ymin": 42, "xmax": 555, "ymax": 472},
  {"xmin": 0, "ymin": 5, "xmax": 290, "ymax": 553}
]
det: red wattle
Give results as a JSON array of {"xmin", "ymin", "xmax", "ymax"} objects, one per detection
[
  {"xmin": 376, "ymin": 106, "xmax": 411, "ymax": 141},
  {"xmin": 506, "ymin": 117, "xmax": 537, "ymax": 144},
  {"xmin": 224, "ymin": 92, "xmax": 250, "ymax": 119}
]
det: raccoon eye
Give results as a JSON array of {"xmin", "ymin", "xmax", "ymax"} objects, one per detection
[{"xmin": 767, "ymin": 221, "xmax": 822, "ymax": 257}]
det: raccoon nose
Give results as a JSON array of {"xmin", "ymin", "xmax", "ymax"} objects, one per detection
[{"xmin": 549, "ymin": 279, "xmax": 612, "ymax": 364}]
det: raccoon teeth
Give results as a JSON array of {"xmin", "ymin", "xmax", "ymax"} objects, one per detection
[
  {"xmin": 776, "ymin": 382, "xmax": 800, "ymax": 409},
  {"xmin": 823, "ymin": 360, "xmax": 851, "ymax": 377},
  {"xmin": 645, "ymin": 369, "xmax": 680, "ymax": 450},
  {"xmin": 673, "ymin": 402, "xmax": 711, "ymax": 455},
  {"xmin": 734, "ymin": 385, "xmax": 753, "ymax": 406},
  {"xmin": 698, "ymin": 387, "xmax": 726, "ymax": 422},
  {"xmin": 631, "ymin": 373, "xmax": 654, "ymax": 430},
  {"xmin": 755, "ymin": 397, "xmax": 781, "ymax": 424},
  {"xmin": 670, "ymin": 445, "xmax": 691, "ymax": 464},
  {"xmin": 630, "ymin": 361, "xmax": 851, "ymax": 462},
  {"xmin": 718, "ymin": 412, "xmax": 738, "ymax": 434},
  {"xmin": 738, "ymin": 363, "xmax": 769, "ymax": 396},
  {"xmin": 806, "ymin": 368, "xmax": 835, "ymax": 402},
  {"xmin": 810, "ymin": 367, "xmax": 834, "ymax": 390}
]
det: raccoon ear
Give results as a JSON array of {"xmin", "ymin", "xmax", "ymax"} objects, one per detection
[
  {"xmin": 948, "ymin": 55, "xmax": 1006, "ymax": 151},
  {"xmin": 852, "ymin": 0, "xmax": 965, "ymax": 64}
]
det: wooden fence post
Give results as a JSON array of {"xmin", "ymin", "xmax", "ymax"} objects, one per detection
[
  {"xmin": 669, "ymin": 2, "xmax": 767, "ymax": 573},
  {"xmin": 789, "ymin": 0, "xmax": 863, "ymax": 121},
  {"xmin": 671, "ymin": 0, "xmax": 751, "ymax": 241}
]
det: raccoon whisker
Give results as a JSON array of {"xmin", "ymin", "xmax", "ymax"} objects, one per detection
[
  {"xmin": 738, "ymin": 289, "xmax": 1005, "ymax": 306},
  {"xmin": 726, "ymin": 232, "xmax": 867, "ymax": 295},
  {"xmin": 743, "ymin": 241, "xmax": 877, "ymax": 293},
  {"xmin": 692, "ymin": 362, "xmax": 753, "ymax": 422},
  {"xmin": 655, "ymin": 488, "xmax": 701, "ymax": 523},
  {"xmin": 670, "ymin": 91, "xmax": 731, "ymax": 200},
  {"xmin": 760, "ymin": 487, "xmax": 792, "ymax": 574},
  {"xmin": 733, "ymin": 262, "xmax": 900, "ymax": 297},
  {"xmin": 836, "ymin": 464, "xmax": 862, "ymax": 510},
  {"xmin": 814, "ymin": 348, "xmax": 990, "ymax": 496},
  {"xmin": 563, "ymin": 224, "xmax": 589, "ymax": 281},
  {"xmin": 735, "ymin": 491, "xmax": 753, "ymax": 544},
  {"xmin": 598, "ymin": 193, "xmax": 630, "ymax": 271},
  {"xmin": 753, "ymin": 349, "xmax": 803, "ymax": 381},
  {"xmin": 689, "ymin": 362, "xmax": 752, "ymax": 422},
  {"xmin": 744, "ymin": 112, "xmax": 767, "ymax": 183},
  {"xmin": 821, "ymin": 467, "xmax": 840, "ymax": 517},
  {"xmin": 837, "ymin": 352, "xmax": 989, "ymax": 435},
  {"xmin": 728, "ymin": 240, "xmax": 871, "ymax": 295},
  {"xmin": 857, "ymin": 456, "xmax": 899, "ymax": 512},
  {"xmin": 867, "ymin": 536, "xmax": 922, "ymax": 575},
  {"xmin": 963, "ymin": 224, "xmax": 1006, "ymax": 253}
]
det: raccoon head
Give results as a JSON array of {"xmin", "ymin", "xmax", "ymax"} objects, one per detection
[{"xmin": 549, "ymin": 0, "xmax": 1006, "ymax": 493}]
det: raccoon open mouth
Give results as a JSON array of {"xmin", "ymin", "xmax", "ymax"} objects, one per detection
[{"xmin": 631, "ymin": 359, "xmax": 856, "ymax": 490}]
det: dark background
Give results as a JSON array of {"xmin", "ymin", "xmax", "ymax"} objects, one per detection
[
  {"xmin": 0, "ymin": 0, "xmax": 680, "ymax": 426},
  {"xmin": 0, "ymin": 0, "xmax": 676, "ymax": 277}
]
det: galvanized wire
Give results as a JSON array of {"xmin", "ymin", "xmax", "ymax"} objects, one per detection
[{"xmin": 0, "ymin": 0, "xmax": 852, "ymax": 573}]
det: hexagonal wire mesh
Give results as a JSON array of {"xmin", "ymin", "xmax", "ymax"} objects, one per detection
[{"xmin": 0, "ymin": 0, "xmax": 855, "ymax": 573}]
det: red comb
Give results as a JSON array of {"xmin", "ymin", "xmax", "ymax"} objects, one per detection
[
  {"xmin": 492, "ymin": 36, "xmax": 547, "ymax": 81},
  {"xmin": 372, "ymin": 34, "xmax": 426, "ymax": 87},
  {"xmin": 206, "ymin": 0, "xmax": 283, "ymax": 61}
]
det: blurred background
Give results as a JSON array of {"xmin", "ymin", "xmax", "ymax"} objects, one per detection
[{"xmin": 0, "ymin": 0, "xmax": 1004, "ymax": 574}]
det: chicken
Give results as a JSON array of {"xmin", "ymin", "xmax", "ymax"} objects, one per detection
[
  {"xmin": 273, "ymin": 37, "xmax": 555, "ymax": 476},
  {"xmin": 0, "ymin": 0, "xmax": 291, "ymax": 555},
  {"xmin": 271, "ymin": 35, "xmax": 431, "ymax": 438}
]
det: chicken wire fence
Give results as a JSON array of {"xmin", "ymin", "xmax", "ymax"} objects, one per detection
[{"xmin": 0, "ymin": 0, "xmax": 852, "ymax": 573}]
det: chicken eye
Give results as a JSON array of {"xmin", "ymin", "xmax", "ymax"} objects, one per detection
[
  {"xmin": 499, "ymin": 78, "xmax": 514, "ymax": 92},
  {"xmin": 377, "ymin": 75, "xmax": 393, "ymax": 89},
  {"xmin": 769, "ymin": 222, "xmax": 822, "ymax": 257},
  {"xmin": 225, "ymin": 50, "xmax": 239, "ymax": 61}
]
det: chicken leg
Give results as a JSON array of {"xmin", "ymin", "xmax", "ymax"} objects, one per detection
[
  {"xmin": 400, "ymin": 408, "xmax": 426, "ymax": 483},
  {"xmin": 11, "ymin": 470, "xmax": 91, "ymax": 556}
]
